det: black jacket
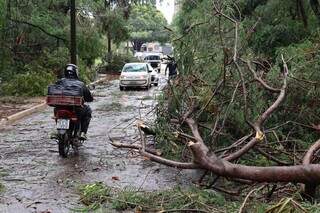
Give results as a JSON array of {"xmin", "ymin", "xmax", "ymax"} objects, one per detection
[
  {"xmin": 165, "ymin": 62, "xmax": 177, "ymax": 76},
  {"xmin": 56, "ymin": 78, "xmax": 93, "ymax": 102}
]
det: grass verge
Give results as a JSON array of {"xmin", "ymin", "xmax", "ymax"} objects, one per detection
[
  {"xmin": 77, "ymin": 182, "xmax": 320, "ymax": 212},
  {"xmin": 77, "ymin": 182, "xmax": 241, "ymax": 212}
]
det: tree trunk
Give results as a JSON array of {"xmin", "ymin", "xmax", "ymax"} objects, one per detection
[
  {"xmin": 133, "ymin": 39, "xmax": 144, "ymax": 51},
  {"xmin": 70, "ymin": 0, "xmax": 77, "ymax": 65},
  {"xmin": 297, "ymin": 0, "xmax": 308, "ymax": 28},
  {"xmin": 301, "ymin": 139, "xmax": 320, "ymax": 199},
  {"xmin": 107, "ymin": 31, "xmax": 112, "ymax": 63},
  {"xmin": 6, "ymin": 0, "xmax": 11, "ymax": 19},
  {"xmin": 310, "ymin": 0, "xmax": 320, "ymax": 23},
  {"xmin": 126, "ymin": 41, "xmax": 129, "ymax": 54},
  {"xmin": 189, "ymin": 141, "xmax": 320, "ymax": 183}
]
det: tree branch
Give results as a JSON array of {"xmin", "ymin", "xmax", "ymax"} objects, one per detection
[
  {"xmin": 245, "ymin": 60, "xmax": 281, "ymax": 93},
  {"xmin": 9, "ymin": 18, "xmax": 67, "ymax": 42},
  {"xmin": 189, "ymin": 141, "xmax": 320, "ymax": 183},
  {"xmin": 111, "ymin": 141, "xmax": 200, "ymax": 169},
  {"xmin": 301, "ymin": 139, "xmax": 320, "ymax": 198}
]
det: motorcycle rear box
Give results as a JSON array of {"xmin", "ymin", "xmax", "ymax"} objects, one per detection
[
  {"xmin": 47, "ymin": 83, "xmax": 84, "ymax": 107},
  {"xmin": 47, "ymin": 83, "xmax": 83, "ymax": 97}
]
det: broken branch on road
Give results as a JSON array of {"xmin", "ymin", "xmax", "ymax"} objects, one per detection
[{"xmin": 112, "ymin": 54, "xmax": 320, "ymax": 199}]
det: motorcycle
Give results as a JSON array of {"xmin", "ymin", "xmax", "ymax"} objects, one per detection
[{"xmin": 47, "ymin": 96, "xmax": 84, "ymax": 157}]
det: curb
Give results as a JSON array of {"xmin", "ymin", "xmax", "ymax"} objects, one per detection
[
  {"xmin": 88, "ymin": 74, "xmax": 118, "ymax": 87},
  {"xmin": 88, "ymin": 77, "xmax": 106, "ymax": 87},
  {"xmin": 0, "ymin": 76, "xmax": 108, "ymax": 128},
  {"xmin": 0, "ymin": 102, "xmax": 47, "ymax": 127}
]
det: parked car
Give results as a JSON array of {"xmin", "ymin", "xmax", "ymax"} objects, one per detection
[
  {"xmin": 147, "ymin": 64, "xmax": 159, "ymax": 86},
  {"xmin": 134, "ymin": 52, "xmax": 144, "ymax": 61},
  {"xmin": 119, "ymin": 63, "xmax": 152, "ymax": 90},
  {"xmin": 144, "ymin": 54, "xmax": 162, "ymax": 73}
]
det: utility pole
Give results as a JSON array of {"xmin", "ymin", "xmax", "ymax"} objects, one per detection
[
  {"xmin": 70, "ymin": 0, "xmax": 77, "ymax": 64},
  {"xmin": 104, "ymin": 1, "xmax": 112, "ymax": 62}
]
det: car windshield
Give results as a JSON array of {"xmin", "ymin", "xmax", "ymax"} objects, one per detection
[
  {"xmin": 145, "ymin": 55, "xmax": 160, "ymax": 60},
  {"xmin": 123, "ymin": 64, "xmax": 147, "ymax": 72}
]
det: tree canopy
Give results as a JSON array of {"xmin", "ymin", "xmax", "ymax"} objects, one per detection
[
  {"xmin": 0, "ymin": 0, "xmax": 168, "ymax": 96},
  {"xmin": 128, "ymin": 4, "xmax": 169, "ymax": 50}
]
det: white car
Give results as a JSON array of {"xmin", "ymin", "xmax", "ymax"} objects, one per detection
[
  {"xmin": 119, "ymin": 63, "xmax": 152, "ymax": 90},
  {"xmin": 144, "ymin": 54, "xmax": 162, "ymax": 73},
  {"xmin": 134, "ymin": 52, "xmax": 144, "ymax": 61}
]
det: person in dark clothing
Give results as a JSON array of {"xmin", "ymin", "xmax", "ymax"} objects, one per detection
[
  {"xmin": 54, "ymin": 64, "xmax": 93, "ymax": 140},
  {"xmin": 165, "ymin": 56, "xmax": 177, "ymax": 79}
]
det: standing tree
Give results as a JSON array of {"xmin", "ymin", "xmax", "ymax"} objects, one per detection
[
  {"xmin": 98, "ymin": 0, "xmax": 130, "ymax": 61},
  {"xmin": 100, "ymin": 9, "xmax": 129, "ymax": 58},
  {"xmin": 128, "ymin": 4, "xmax": 169, "ymax": 51},
  {"xmin": 0, "ymin": 0, "xmax": 109, "ymax": 95},
  {"xmin": 70, "ymin": 0, "xmax": 77, "ymax": 64}
]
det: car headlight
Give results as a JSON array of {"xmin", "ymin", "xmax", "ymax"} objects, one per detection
[{"xmin": 120, "ymin": 75, "xmax": 126, "ymax": 80}]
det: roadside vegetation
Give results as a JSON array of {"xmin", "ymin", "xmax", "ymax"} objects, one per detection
[
  {"xmin": 78, "ymin": 182, "xmax": 320, "ymax": 212},
  {"xmin": 78, "ymin": 182, "xmax": 239, "ymax": 212},
  {"xmin": 112, "ymin": 0, "xmax": 320, "ymax": 211},
  {"xmin": 0, "ymin": 1, "xmax": 168, "ymax": 96}
]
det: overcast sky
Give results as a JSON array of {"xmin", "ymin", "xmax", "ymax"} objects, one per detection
[{"xmin": 156, "ymin": 0, "xmax": 175, "ymax": 24}]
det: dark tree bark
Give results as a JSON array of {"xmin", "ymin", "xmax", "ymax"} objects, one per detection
[
  {"xmin": 297, "ymin": 0, "xmax": 308, "ymax": 28},
  {"xmin": 107, "ymin": 31, "xmax": 112, "ymax": 63},
  {"xmin": 70, "ymin": 0, "xmax": 77, "ymax": 65},
  {"xmin": 133, "ymin": 39, "xmax": 144, "ymax": 51},
  {"xmin": 104, "ymin": 1, "xmax": 114, "ymax": 63},
  {"xmin": 302, "ymin": 139, "xmax": 320, "ymax": 199},
  {"xmin": 6, "ymin": 0, "xmax": 11, "ymax": 19},
  {"xmin": 310, "ymin": 0, "xmax": 320, "ymax": 23}
]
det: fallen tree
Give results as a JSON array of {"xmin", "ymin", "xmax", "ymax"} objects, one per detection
[
  {"xmin": 112, "ymin": 56, "xmax": 320, "ymax": 198},
  {"xmin": 112, "ymin": 0, "xmax": 320, "ymax": 200}
]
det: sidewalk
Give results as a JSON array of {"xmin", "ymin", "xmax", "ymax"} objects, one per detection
[{"xmin": 0, "ymin": 74, "xmax": 119, "ymax": 127}]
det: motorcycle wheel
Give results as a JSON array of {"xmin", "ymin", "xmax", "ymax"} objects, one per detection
[{"xmin": 58, "ymin": 133, "xmax": 70, "ymax": 158}]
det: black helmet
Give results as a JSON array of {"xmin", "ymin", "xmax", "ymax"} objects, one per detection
[{"xmin": 64, "ymin": 64, "xmax": 79, "ymax": 79}]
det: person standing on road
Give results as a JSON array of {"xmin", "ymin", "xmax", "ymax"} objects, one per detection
[{"xmin": 165, "ymin": 56, "xmax": 177, "ymax": 79}]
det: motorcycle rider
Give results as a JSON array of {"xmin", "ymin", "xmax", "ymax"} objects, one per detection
[{"xmin": 52, "ymin": 64, "xmax": 93, "ymax": 140}]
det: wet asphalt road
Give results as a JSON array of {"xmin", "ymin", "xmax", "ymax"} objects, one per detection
[{"xmin": 0, "ymin": 74, "xmax": 198, "ymax": 212}]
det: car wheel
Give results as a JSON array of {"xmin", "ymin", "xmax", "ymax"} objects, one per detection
[
  {"xmin": 154, "ymin": 82, "xmax": 158, "ymax": 86},
  {"xmin": 120, "ymin": 86, "xmax": 124, "ymax": 91}
]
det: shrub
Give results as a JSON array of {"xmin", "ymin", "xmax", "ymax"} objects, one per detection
[
  {"xmin": 0, "ymin": 70, "xmax": 54, "ymax": 97},
  {"xmin": 98, "ymin": 54, "xmax": 138, "ymax": 74},
  {"xmin": 79, "ymin": 182, "xmax": 111, "ymax": 210}
]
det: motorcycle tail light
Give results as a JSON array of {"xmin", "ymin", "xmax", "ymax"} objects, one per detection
[{"xmin": 55, "ymin": 110, "xmax": 78, "ymax": 121}]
